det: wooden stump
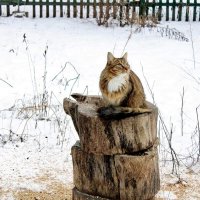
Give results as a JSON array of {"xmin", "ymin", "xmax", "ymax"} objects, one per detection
[
  {"xmin": 63, "ymin": 94, "xmax": 160, "ymax": 200},
  {"xmin": 64, "ymin": 94, "xmax": 158, "ymax": 155}
]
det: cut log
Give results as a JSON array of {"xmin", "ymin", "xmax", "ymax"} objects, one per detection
[
  {"xmin": 71, "ymin": 141, "xmax": 119, "ymax": 199},
  {"xmin": 115, "ymin": 148, "xmax": 160, "ymax": 200},
  {"xmin": 71, "ymin": 142, "xmax": 159, "ymax": 200},
  {"xmin": 73, "ymin": 187, "xmax": 111, "ymax": 200},
  {"xmin": 64, "ymin": 94, "xmax": 158, "ymax": 155}
]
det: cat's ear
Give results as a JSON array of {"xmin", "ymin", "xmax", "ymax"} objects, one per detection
[
  {"xmin": 107, "ymin": 52, "xmax": 114, "ymax": 63},
  {"xmin": 122, "ymin": 52, "xmax": 128, "ymax": 61}
]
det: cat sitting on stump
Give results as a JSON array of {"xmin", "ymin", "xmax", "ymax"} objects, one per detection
[{"xmin": 98, "ymin": 52, "xmax": 151, "ymax": 119}]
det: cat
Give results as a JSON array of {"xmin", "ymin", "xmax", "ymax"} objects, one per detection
[{"xmin": 98, "ymin": 52, "xmax": 151, "ymax": 119}]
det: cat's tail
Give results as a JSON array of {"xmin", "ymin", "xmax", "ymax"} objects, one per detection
[{"xmin": 97, "ymin": 106, "xmax": 152, "ymax": 120}]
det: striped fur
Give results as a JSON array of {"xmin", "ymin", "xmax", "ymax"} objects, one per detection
[{"xmin": 99, "ymin": 52, "xmax": 149, "ymax": 118}]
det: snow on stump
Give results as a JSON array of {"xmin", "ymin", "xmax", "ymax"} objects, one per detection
[{"xmin": 63, "ymin": 94, "xmax": 160, "ymax": 200}]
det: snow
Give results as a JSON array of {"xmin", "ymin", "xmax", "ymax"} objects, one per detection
[{"xmin": 0, "ymin": 16, "xmax": 200, "ymax": 199}]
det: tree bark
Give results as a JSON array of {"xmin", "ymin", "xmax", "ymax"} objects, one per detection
[
  {"xmin": 115, "ymin": 148, "xmax": 160, "ymax": 200},
  {"xmin": 71, "ymin": 142, "xmax": 159, "ymax": 200},
  {"xmin": 71, "ymin": 142, "xmax": 119, "ymax": 199},
  {"xmin": 63, "ymin": 94, "xmax": 158, "ymax": 155}
]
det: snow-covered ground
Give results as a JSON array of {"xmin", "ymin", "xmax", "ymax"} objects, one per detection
[{"xmin": 0, "ymin": 16, "xmax": 200, "ymax": 199}]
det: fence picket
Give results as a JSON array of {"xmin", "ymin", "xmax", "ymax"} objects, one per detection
[
  {"xmin": 105, "ymin": 0, "xmax": 110, "ymax": 20},
  {"xmin": 40, "ymin": 0, "xmax": 43, "ymax": 18},
  {"xmin": 87, "ymin": 0, "xmax": 90, "ymax": 18},
  {"xmin": 152, "ymin": 0, "xmax": 155, "ymax": 17},
  {"xmin": 139, "ymin": 0, "xmax": 144, "ymax": 16},
  {"xmin": 193, "ymin": 0, "xmax": 197, "ymax": 21},
  {"xmin": 119, "ymin": 0, "xmax": 123, "ymax": 26},
  {"xmin": 185, "ymin": 0, "xmax": 190, "ymax": 21},
  {"xmin": 6, "ymin": 5, "xmax": 10, "ymax": 16},
  {"xmin": 33, "ymin": 0, "xmax": 36, "ymax": 18},
  {"xmin": 67, "ymin": 0, "xmax": 70, "ymax": 17},
  {"xmin": 80, "ymin": 0, "xmax": 83, "ymax": 18},
  {"xmin": 73, "ymin": 0, "xmax": 77, "ymax": 18},
  {"xmin": 172, "ymin": 0, "xmax": 176, "ymax": 21},
  {"xmin": 93, "ymin": 0, "xmax": 97, "ymax": 18},
  {"xmin": 46, "ymin": 0, "xmax": 49, "ymax": 17},
  {"xmin": 166, "ymin": 0, "xmax": 169, "ymax": 21},
  {"xmin": 158, "ymin": 0, "xmax": 162, "ymax": 21},
  {"xmin": 146, "ymin": 0, "xmax": 149, "ymax": 16},
  {"xmin": 60, "ymin": 0, "xmax": 63, "ymax": 17},
  {"xmin": 53, "ymin": 0, "xmax": 56, "ymax": 17},
  {"xmin": 99, "ymin": 0, "xmax": 103, "ymax": 19},
  {"xmin": 178, "ymin": 0, "xmax": 182, "ymax": 21},
  {"xmin": 113, "ymin": 0, "xmax": 117, "ymax": 19},
  {"xmin": 126, "ymin": 0, "xmax": 130, "ymax": 20}
]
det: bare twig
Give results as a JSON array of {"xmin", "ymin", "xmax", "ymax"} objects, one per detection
[
  {"xmin": 180, "ymin": 87, "xmax": 185, "ymax": 136},
  {"xmin": 188, "ymin": 21, "xmax": 196, "ymax": 69},
  {"xmin": 51, "ymin": 61, "xmax": 79, "ymax": 81},
  {"xmin": 196, "ymin": 105, "xmax": 200, "ymax": 161},
  {"xmin": 141, "ymin": 63, "xmax": 156, "ymax": 104},
  {"xmin": 121, "ymin": 28, "xmax": 133, "ymax": 56},
  {"xmin": 0, "ymin": 78, "xmax": 13, "ymax": 88}
]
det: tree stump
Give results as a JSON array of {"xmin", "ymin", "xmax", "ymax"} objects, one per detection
[{"xmin": 63, "ymin": 94, "xmax": 160, "ymax": 200}]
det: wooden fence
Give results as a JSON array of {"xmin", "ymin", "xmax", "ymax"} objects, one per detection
[{"xmin": 0, "ymin": 0, "xmax": 200, "ymax": 22}]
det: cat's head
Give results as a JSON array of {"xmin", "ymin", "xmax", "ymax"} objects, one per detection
[{"xmin": 106, "ymin": 52, "xmax": 130, "ymax": 75}]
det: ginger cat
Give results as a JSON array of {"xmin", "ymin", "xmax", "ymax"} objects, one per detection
[{"xmin": 98, "ymin": 52, "xmax": 151, "ymax": 119}]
